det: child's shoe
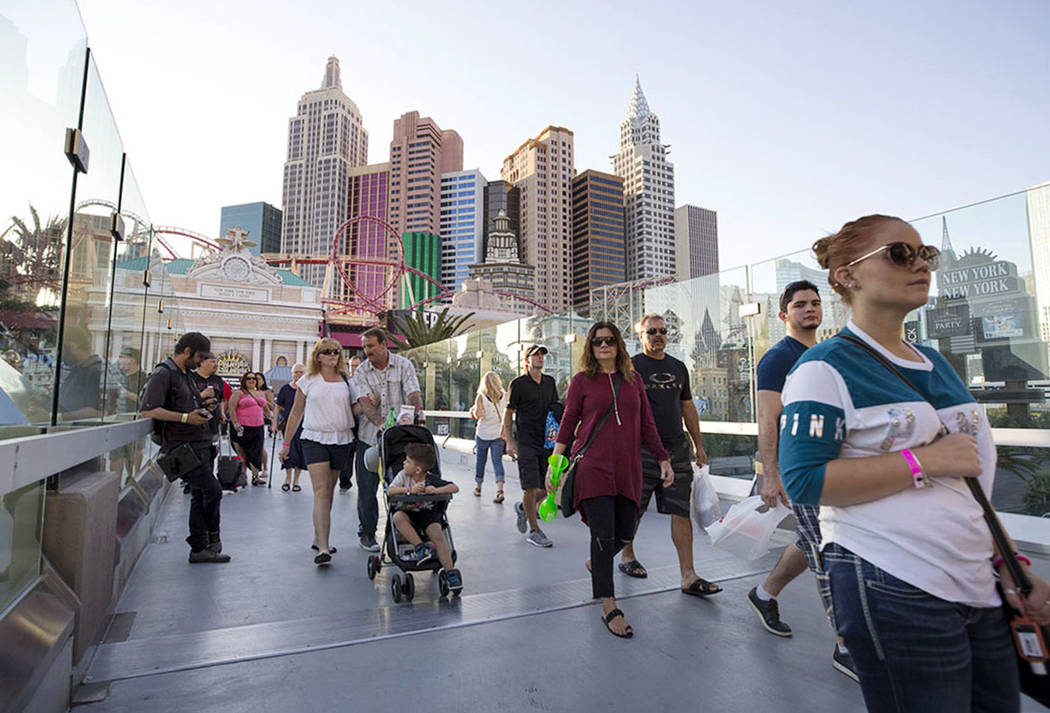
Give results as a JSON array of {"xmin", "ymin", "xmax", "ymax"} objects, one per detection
[
  {"xmin": 445, "ymin": 568, "xmax": 463, "ymax": 592},
  {"xmin": 413, "ymin": 543, "xmax": 434, "ymax": 565}
]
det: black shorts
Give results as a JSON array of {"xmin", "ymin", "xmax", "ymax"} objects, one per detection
[
  {"xmin": 301, "ymin": 439, "xmax": 352, "ymax": 472},
  {"xmin": 516, "ymin": 443, "xmax": 547, "ymax": 491},
  {"xmin": 640, "ymin": 439, "xmax": 693, "ymax": 518},
  {"xmin": 397, "ymin": 508, "xmax": 444, "ymax": 532}
]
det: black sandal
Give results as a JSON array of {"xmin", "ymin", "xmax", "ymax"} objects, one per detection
[
  {"xmin": 493, "ymin": 491, "xmax": 504, "ymax": 504},
  {"xmin": 618, "ymin": 560, "xmax": 648, "ymax": 578},
  {"xmin": 311, "ymin": 545, "xmax": 337, "ymax": 554},
  {"xmin": 681, "ymin": 578, "xmax": 722, "ymax": 597},
  {"xmin": 281, "ymin": 483, "xmax": 290, "ymax": 492},
  {"xmin": 314, "ymin": 552, "xmax": 332, "ymax": 566},
  {"xmin": 601, "ymin": 608, "xmax": 633, "ymax": 638}
]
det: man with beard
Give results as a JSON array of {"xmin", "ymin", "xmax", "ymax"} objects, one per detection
[
  {"xmin": 141, "ymin": 332, "xmax": 229, "ymax": 563},
  {"xmin": 745, "ymin": 281, "xmax": 856, "ymax": 680},
  {"xmin": 619, "ymin": 315, "xmax": 718, "ymax": 595}
]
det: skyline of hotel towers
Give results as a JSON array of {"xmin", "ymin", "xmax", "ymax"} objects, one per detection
[
  {"xmin": 612, "ymin": 75, "xmax": 677, "ymax": 282},
  {"xmin": 280, "ymin": 56, "xmax": 369, "ymax": 290}
]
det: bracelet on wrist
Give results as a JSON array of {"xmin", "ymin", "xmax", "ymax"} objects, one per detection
[
  {"xmin": 283, "ymin": 442, "xmax": 291, "ymax": 447},
  {"xmin": 900, "ymin": 449, "xmax": 928, "ymax": 488},
  {"xmin": 180, "ymin": 412, "xmax": 188, "ymax": 424},
  {"xmin": 993, "ymin": 553, "xmax": 1032, "ymax": 570}
]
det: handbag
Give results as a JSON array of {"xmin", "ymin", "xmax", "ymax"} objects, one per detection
[
  {"xmin": 157, "ymin": 442, "xmax": 202, "ymax": 483},
  {"xmin": 558, "ymin": 375, "xmax": 622, "ymax": 518},
  {"xmin": 837, "ymin": 333, "xmax": 1050, "ymax": 704}
]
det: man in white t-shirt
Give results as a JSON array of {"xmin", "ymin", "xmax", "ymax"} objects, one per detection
[{"xmin": 351, "ymin": 327, "xmax": 423, "ymax": 552}]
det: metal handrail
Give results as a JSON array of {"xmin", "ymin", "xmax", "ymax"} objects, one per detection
[{"xmin": 0, "ymin": 419, "xmax": 152, "ymax": 497}]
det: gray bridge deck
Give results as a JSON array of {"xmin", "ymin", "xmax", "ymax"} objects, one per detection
[{"xmin": 76, "ymin": 442, "xmax": 1046, "ymax": 712}]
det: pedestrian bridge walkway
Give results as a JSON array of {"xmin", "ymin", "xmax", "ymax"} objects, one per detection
[{"xmin": 73, "ymin": 441, "xmax": 1044, "ymax": 712}]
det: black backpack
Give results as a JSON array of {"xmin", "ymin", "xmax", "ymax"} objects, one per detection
[{"xmin": 143, "ymin": 360, "xmax": 179, "ymax": 446}]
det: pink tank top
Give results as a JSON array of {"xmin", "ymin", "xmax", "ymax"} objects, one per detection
[{"xmin": 235, "ymin": 391, "xmax": 266, "ymax": 427}]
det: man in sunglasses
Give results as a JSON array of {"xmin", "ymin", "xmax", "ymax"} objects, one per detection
[
  {"xmin": 747, "ymin": 280, "xmax": 857, "ymax": 681},
  {"xmin": 618, "ymin": 315, "xmax": 718, "ymax": 594},
  {"xmin": 502, "ymin": 343, "xmax": 559, "ymax": 548}
]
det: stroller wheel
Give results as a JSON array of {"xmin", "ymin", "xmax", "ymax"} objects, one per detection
[
  {"xmin": 438, "ymin": 570, "xmax": 450, "ymax": 597},
  {"xmin": 391, "ymin": 573, "xmax": 403, "ymax": 603},
  {"xmin": 366, "ymin": 555, "xmax": 378, "ymax": 580},
  {"xmin": 404, "ymin": 573, "xmax": 415, "ymax": 602}
]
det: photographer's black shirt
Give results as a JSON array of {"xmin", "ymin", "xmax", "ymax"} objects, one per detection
[
  {"xmin": 189, "ymin": 371, "xmax": 225, "ymax": 436},
  {"xmin": 141, "ymin": 359, "xmax": 209, "ymax": 447}
]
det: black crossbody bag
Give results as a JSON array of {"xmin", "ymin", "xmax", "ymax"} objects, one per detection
[
  {"xmin": 837, "ymin": 333, "xmax": 1050, "ymax": 704},
  {"xmin": 559, "ymin": 374, "xmax": 623, "ymax": 518}
]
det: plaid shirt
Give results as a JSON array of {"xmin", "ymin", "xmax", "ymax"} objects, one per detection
[{"xmin": 351, "ymin": 353, "xmax": 420, "ymax": 446}]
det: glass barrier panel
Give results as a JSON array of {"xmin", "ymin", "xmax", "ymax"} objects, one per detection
[
  {"xmin": 0, "ymin": 3, "xmax": 88, "ymax": 435},
  {"xmin": 0, "ymin": 480, "xmax": 46, "ymax": 611},
  {"xmin": 57, "ymin": 58, "xmax": 122, "ymax": 425}
]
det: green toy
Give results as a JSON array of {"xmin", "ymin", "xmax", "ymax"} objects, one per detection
[{"xmin": 538, "ymin": 453, "xmax": 570, "ymax": 521}]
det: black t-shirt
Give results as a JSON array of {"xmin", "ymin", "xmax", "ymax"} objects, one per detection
[
  {"xmin": 756, "ymin": 337, "xmax": 808, "ymax": 393},
  {"xmin": 507, "ymin": 373, "xmax": 558, "ymax": 448},
  {"xmin": 189, "ymin": 371, "xmax": 225, "ymax": 435},
  {"xmin": 59, "ymin": 354, "xmax": 103, "ymax": 415},
  {"xmin": 275, "ymin": 384, "xmax": 296, "ymax": 427},
  {"xmin": 140, "ymin": 359, "xmax": 209, "ymax": 446},
  {"xmin": 632, "ymin": 352, "xmax": 692, "ymax": 447}
]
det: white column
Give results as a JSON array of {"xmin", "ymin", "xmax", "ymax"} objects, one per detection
[
  {"xmin": 295, "ymin": 341, "xmax": 304, "ymax": 365},
  {"xmin": 251, "ymin": 338, "xmax": 261, "ymax": 371},
  {"xmin": 263, "ymin": 339, "xmax": 273, "ymax": 371}
]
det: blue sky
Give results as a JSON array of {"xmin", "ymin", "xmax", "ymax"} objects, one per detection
[{"xmin": 75, "ymin": 0, "xmax": 1049, "ymax": 270}]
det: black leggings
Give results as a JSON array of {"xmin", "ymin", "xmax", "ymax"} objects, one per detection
[{"xmin": 580, "ymin": 495, "xmax": 638, "ymax": 599}]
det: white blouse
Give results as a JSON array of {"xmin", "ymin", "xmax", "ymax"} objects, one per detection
[
  {"xmin": 297, "ymin": 373, "xmax": 356, "ymax": 445},
  {"xmin": 475, "ymin": 391, "xmax": 507, "ymax": 440}
]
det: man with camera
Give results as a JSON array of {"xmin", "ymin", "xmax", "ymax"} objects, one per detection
[{"xmin": 140, "ymin": 332, "xmax": 230, "ymax": 563}]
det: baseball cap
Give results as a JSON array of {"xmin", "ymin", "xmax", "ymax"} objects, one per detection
[
  {"xmin": 524, "ymin": 344, "xmax": 549, "ymax": 358},
  {"xmin": 119, "ymin": 347, "xmax": 140, "ymax": 359}
]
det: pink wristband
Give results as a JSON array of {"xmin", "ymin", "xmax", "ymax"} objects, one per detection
[
  {"xmin": 900, "ymin": 449, "xmax": 927, "ymax": 488},
  {"xmin": 994, "ymin": 554, "xmax": 1032, "ymax": 570}
]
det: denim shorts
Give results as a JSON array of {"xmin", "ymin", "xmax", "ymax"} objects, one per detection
[{"xmin": 821, "ymin": 543, "xmax": 1019, "ymax": 713}]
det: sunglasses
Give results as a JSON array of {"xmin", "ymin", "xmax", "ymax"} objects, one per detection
[
  {"xmin": 590, "ymin": 336, "xmax": 617, "ymax": 347},
  {"xmin": 846, "ymin": 242, "xmax": 940, "ymax": 270},
  {"xmin": 645, "ymin": 328, "xmax": 668, "ymax": 336},
  {"xmin": 318, "ymin": 348, "xmax": 341, "ymax": 356}
]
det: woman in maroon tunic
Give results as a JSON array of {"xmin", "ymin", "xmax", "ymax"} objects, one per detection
[{"xmin": 549, "ymin": 321, "xmax": 672, "ymax": 638}]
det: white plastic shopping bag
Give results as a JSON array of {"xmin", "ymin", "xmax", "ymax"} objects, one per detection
[
  {"xmin": 689, "ymin": 464, "xmax": 722, "ymax": 533},
  {"xmin": 706, "ymin": 494, "xmax": 791, "ymax": 560}
]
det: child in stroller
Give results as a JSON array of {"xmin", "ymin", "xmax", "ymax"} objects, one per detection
[{"xmin": 387, "ymin": 442, "xmax": 463, "ymax": 593}]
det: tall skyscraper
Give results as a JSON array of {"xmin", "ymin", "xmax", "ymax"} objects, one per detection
[
  {"xmin": 280, "ymin": 56, "xmax": 368, "ymax": 287},
  {"xmin": 401, "ymin": 232, "xmax": 441, "ymax": 308},
  {"xmin": 571, "ymin": 170, "xmax": 625, "ymax": 311},
  {"xmin": 482, "ymin": 180, "xmax": 520, "ymax": 257},
  {"xmin": 388, "ymin": 111, "xmax": 463, "ymax": 237},
  {"xmin": 439, "ymin": 169, "xmax": 486, "ymax": 294},
  {"xmin": 501, "ymin": 126, "xmax": 576, "ymax": 312},
  {"xmin": 1026, "ymin": 182, "xmax": 1050, "ymax": 344},
  {"xmin": 673, "ymin": 204, "xmax": 719, "ymax": 281},
  {"xmin": 219, "ymin": 202, "xmax": 282, "ymax": 255},
  {"xmin": 612, "ymin": 75, "xmax": 676, "ymax": 282},
  {"xmin": 469, "ymin": 209, "xmax": 534, "ymax": 306},
  {"xmin": 344, "ymin": 163, "xmax": 392, "ymax": 315}
]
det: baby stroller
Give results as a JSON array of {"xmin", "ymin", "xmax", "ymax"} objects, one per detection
[{"xmin": 365, "ymin": 424, "xmax": 459, "ymax": 602}]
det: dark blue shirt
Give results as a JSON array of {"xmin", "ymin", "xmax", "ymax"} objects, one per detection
[{"xmin": 756, "ymin": 336, "xmax": 808, "ymax": 393}]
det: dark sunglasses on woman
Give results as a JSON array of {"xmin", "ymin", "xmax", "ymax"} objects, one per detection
[
  {"xmin": 846, "ymin": 242, "xmax": 940, "ymax": 270},
  {"xmin": 590, "ymin": 336, "xmax": 617, "ymax": 347},
  {"xmin": 318, "ymin": 348, "xmax": 340, "ymax": 356}
]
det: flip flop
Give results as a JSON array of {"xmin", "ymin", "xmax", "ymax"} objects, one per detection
[
  {"xmin": 618, "ymin": 560, "xmax": 648, "ymax": 578},
  {"xmin": 281, "ymin": 483, "xmax": 290, "ymax": 492},
  {"xmin": 473, "ymin": 484, "xmax": 482, "ymax": 497},
  {"xmin": 681, "ymin": 578, "xmax": 722, "ymax": 597},
  {"xmin": 311, "ymin": 545, "xmax": 337, "ymax": 553},
  {"xmin": 292, "ymin": 484, "xmax": 301, "ymax": 492},
  {"xmin": 601, "ymin": 608, "xmax": 633, "ymax": 638},
  {"xmin": 493, "ymin": 491, "xmax": 505, "ymax": 504}
]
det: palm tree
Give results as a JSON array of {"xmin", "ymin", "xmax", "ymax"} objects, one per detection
[
  {"xmin": 387, "ymin": 307, "xmax": 475, "ymax": 350},
  {"xmin": 0, "ymin": 204, "xmax": 66, "ymax": 310}
]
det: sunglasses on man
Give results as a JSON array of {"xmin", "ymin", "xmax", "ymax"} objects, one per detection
[
  {"xmin": 846, "ymin": 242, "xmax": 940, "ymax": 270},
  {"xmin": 645, "ymin": 327, "xmax": 668, "ymax": 336}
]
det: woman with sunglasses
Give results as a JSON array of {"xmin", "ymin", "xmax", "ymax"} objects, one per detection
[
  {"xmin": 548, "ymin": 321, "xmax": 672, "ymax": 638},
  {"xmin": 228, "ymin": 372, "xmax": 270, "ymax": 485},
  {"xmin": 279, "ymin": 339, "xmax": 360, "ymax": 565},
  {"xmin": 779, "ymin": 214, "xmax": 1050, "ymax": 712}
]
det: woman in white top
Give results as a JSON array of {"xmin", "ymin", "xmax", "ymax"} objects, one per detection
[
  {"xmin": 779, "ymin": 214, "xmax": 1050, "ymax": 712},
  {"xmin": 280, "ymin": 338, "xmax": 360, "ymax": 565},
  {"xmin": 471, "ymin": 371, "xmax": 508, "ymax": 503}
]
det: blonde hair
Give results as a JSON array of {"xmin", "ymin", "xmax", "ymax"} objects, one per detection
[
  {"xmin": 306, "ymin": 338, "xmax": 348, "ymax": 377},
  {"xmin": 476, "ymin": 371, "xmax": 505, "ymax": 404}
]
